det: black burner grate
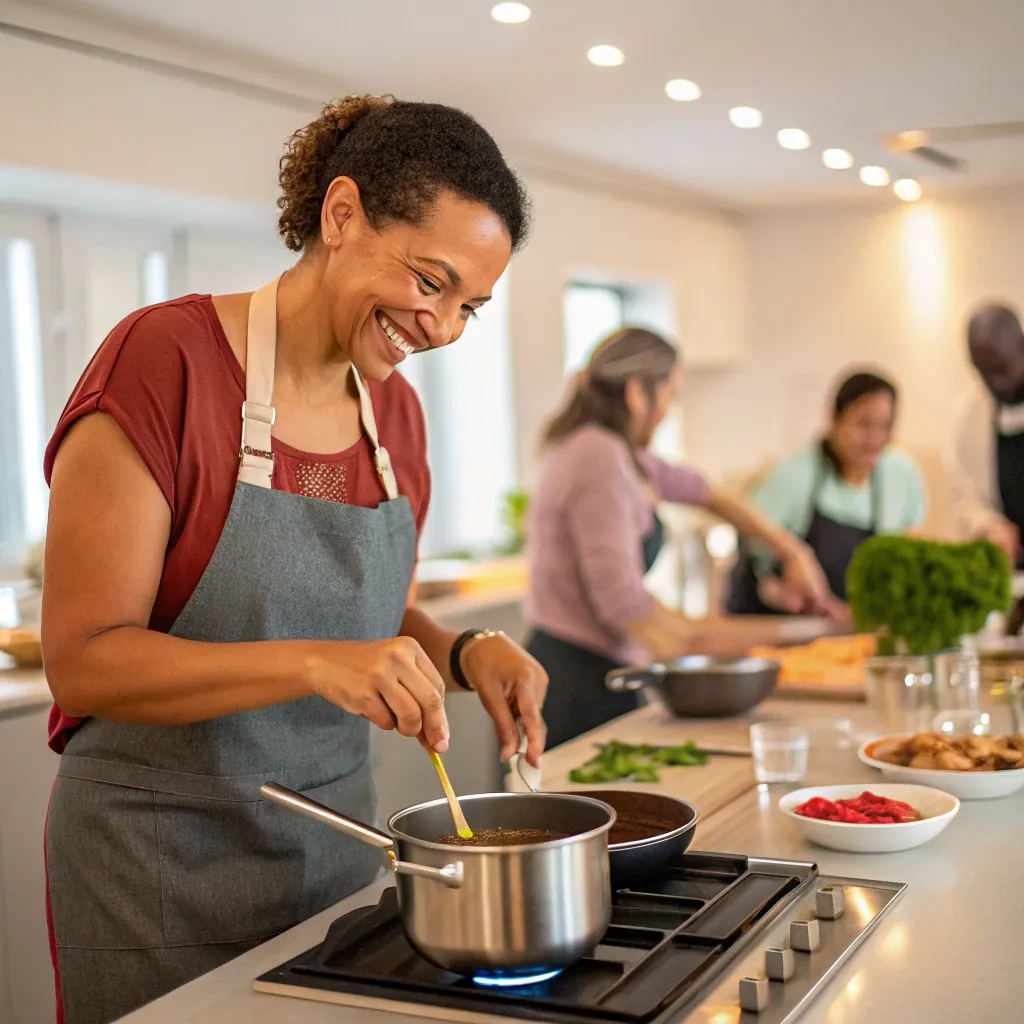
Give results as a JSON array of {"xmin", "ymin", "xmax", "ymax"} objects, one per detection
[{"xmin": 256, "ymin": 852, "xmax": 812, "ymax": 1024}]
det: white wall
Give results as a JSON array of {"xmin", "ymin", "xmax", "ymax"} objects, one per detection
[
  {"xmin": 683, "ymin": 189, "xmax": 1024, "ymax": 537},
  {"xmin": 0, "ymin": 30, "xmax": 298, "ymax": 206}
]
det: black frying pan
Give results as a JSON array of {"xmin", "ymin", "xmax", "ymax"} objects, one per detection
[{"xmin": 559, "ymin": 789, "xmax": 699, "ymax": 890}]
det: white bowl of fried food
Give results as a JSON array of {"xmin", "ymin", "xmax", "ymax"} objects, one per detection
[{"xmin": 859, "ymin": 733, "xmax": 1024, "ymax": 800}]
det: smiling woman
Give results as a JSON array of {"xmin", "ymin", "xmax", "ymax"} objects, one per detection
[{"xmin": 40, "ymin": 95, "xmax": 545, "ymax": 1024}]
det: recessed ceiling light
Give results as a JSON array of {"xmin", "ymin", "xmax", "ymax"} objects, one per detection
[
  {"xmin": 729, "ymin": 106, "xmax": 763, "ymax": 129},
  {"xmin": 665, "ymin": 79, "xmax": 701, "ymax": 102},
  {"xmin": 894, "ymin": 178, "xmax": 923, "ymax": 202},
  {"xmin": 822, "ymin": 148, "xmax": 854, "ymax": 170},
  {"xmin": 587, "ymin": 45, "xmax": 624, "ymax": 67},
  {"xmin": 491, "ymin": 2, "xmax": 531, "ymax": 23},
  {"xmin": 859, "ymin": 166, "xmax": 890, "ymax": 187},
  {"xmin": 777, "ymin": 128, "xmax": 810, "ymax": 150}
]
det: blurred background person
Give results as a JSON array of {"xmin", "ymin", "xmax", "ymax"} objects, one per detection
[
  {"xmin": 727, "ymin": 370, "xmax": 927, "ymax": 616},
  {"xmin": 523, "ymin": 328, "xmax": 832, "ymax": 748},
  {"xmin": 949, "ymin": 303, "xmax": 1024, "ymax": 564}
]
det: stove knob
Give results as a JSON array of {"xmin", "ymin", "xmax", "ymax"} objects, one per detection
[
  {"xmin": 815, "ymin": 885, "xmax": 845, "ymax": 920},
  {"xmin": 765, "ymin": 947, "xmax": 795, "ymax": 982},
  {"xmin": 738, "ymin": 976, "xmax": 769, "ymax": 1013},
  {"xmin": 789, "ymin": 918, "xmax": 820, "ymax": 952}
]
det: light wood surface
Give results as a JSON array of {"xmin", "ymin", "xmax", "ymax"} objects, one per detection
[
  {"xmin": 540, "ymin": 697, "xmax": 880, "ymax": 821},
  {"xmin": 540, "ymin": 702, "xmax": 761, "ymax": 817}
]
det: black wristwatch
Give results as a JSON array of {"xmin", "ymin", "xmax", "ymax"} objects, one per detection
[{"xmin": 449, "ymin": 629, "xmax": 503, "ymax": 691}]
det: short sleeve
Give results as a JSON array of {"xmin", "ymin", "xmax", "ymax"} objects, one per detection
[
  {"xmin": 748, "ymin": 450, "xmax": 816, "ymax": 536},
  {"xmin": 886, "ymin": 450, "xmax": 928, "ymax": 532},
  {"xmin": 44, "ymin": 304, "xmax": 193, "ymax": 509},
  {"xmin": 747, "ymin": 450, "xmax": 816, "ymax": 574}
]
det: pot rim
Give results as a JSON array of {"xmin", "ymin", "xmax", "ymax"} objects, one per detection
[{"xmin": 387, "ymin": 791, "xmax": 617, "ymax": 854}]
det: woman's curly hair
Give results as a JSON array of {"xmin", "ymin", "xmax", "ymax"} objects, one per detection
[{"xmin": 277, "ymin": 95, "xmax": 530, "ymax": 253}]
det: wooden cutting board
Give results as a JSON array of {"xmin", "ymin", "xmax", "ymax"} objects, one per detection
[{"xmin": 540, "ymin": 704, "xmax": 757, "ymax": 819}]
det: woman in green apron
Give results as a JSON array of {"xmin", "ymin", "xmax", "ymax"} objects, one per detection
[{"xmin": 41, "ymin": 95, "xmax": 546, "ymax": 1024}]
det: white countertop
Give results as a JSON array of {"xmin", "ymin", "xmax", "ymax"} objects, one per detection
[
  {"xmin": 114, "ymin": 698, "xmax": 1024, "ymax": 1023},
  {"xmin": 0, "ymin": 658, "xmax": 51, "ymax": 719}
]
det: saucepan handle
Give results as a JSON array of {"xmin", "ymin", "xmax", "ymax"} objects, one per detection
[
  {"xmin": 259, "ymin": 782, "xmax": 464, "ymax": 889},
  {"xmin": 606, "ymin": 663, "xmax": 667, "ymax": 693}
]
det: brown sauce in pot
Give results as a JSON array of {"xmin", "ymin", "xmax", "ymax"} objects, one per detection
[{"xmin": 438, "ymin": 828, "xmax": 570, "ymax": 847}]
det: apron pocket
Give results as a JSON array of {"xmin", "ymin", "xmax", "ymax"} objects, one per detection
[
  {"xmin": 156, "ymin": 764, "xmax": 382, "ymax": 946},
  {"xmin": 47, "ymin": 775, "xmax": 164, "ymax": 949}
]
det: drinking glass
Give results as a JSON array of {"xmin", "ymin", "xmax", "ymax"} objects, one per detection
[
  {"xmin": 931, "ymin": 709, "xmax": 991, "ymax": 737},
  {"xmin": 749, "ymin": 722, "xmax": 809, "ymax": 784}
]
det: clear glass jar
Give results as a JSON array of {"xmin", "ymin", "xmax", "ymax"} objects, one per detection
[
  {"xmin": 865, "ymin": 655, "xmax": 936, "ymax": 734},
  {"xmin": 943, "ymin": 636, "xmax": 981, "ymax": 711}
]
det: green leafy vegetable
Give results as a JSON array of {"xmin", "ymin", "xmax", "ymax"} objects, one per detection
[
  {"xmin": 846, "ymin": 536, "xmax": 1011, "ymax": 656},
  {"xmin": 568, "ymin": 740, "xmax": 709, "ymax": 784}
]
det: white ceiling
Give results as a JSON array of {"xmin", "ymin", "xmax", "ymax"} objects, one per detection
[{"xmin": 26, "ymin": 0, "xmax": 1024, "ymax": 206}]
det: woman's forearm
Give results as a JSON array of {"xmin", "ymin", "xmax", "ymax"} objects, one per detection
[
  {"xmin": 625, "ymin": 601, "xmax": 696, "ymax": 662},
  {"xmin": 705, "ymin": 489, "xmax": 803, "ymax": 562},
  {"xmin": 44, "ymin": 626, "xmax": 314, "ymax": 723}
]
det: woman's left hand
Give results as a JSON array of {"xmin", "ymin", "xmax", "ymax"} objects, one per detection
[{"xmin": 461, "ymin": 634, "xmax": 548, "ymax": 768}]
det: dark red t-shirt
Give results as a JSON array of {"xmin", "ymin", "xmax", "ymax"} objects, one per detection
[{"xmin": 43, "ymin": 294, "xmax": 430, "ymax": 751}]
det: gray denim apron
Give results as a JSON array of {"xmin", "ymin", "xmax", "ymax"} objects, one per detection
[{"xmin": 45, "ymin": 276, "xmax": 416, "ymax": 1024}]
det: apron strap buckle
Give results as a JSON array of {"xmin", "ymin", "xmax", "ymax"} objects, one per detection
[{"xmin": 239, "ymin": 401, "xmax": 276, "ymax": 487}]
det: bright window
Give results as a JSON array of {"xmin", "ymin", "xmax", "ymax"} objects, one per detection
[
  {"xmin": 563, "ymin": 283, "xmax": 624, "ymax": 375},
  {"xmin": 140, "ymin": 250, "xmax": 170, "ymax": 306},
  {"xmin": 0, "ymin": 239, "xmax": 46, "ymax": 568}
]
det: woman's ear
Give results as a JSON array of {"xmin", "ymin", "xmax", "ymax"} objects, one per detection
[
  {"xmin": 321, "ymin": 176, "xmax": 364, "ymax": 246},
  {"xmin": 624, "ymin": 376, "xmax": 648, "ymax": 421},
  {"xmin": 623, "ymin": 377, "xmax": 652, "ymax": 441}
]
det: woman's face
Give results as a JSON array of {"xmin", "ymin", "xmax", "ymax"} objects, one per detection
[
  {"xmin": 830, "ymin": 391, "xmax": 895, "ymax": 475},
  {"xmin": 320, "ymin": 182, "xmax": 512, "ymax": 381},
  {"xmin": 627, "ymin": 366, "xmax": 682, "ymax": 447}
]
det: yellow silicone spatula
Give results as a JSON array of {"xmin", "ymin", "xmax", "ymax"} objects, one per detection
[{"xmin": 429, "ymin": 749, "xmax": 473, "ymax": 839}]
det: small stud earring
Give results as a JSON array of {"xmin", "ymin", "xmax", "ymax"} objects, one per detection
[{"xmin": 325, "ymin": 236, "xmax": 332, "ymax": 244}]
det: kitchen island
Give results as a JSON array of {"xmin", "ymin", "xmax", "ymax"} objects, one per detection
[{"xmin": 114, "ymin": 697, "xmax": 1023, "ymax": 1023}]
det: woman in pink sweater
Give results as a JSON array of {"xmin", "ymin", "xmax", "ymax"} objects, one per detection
[{"xmin": 524, "ymin": 328, "xmax": 833, "ymax": 748}]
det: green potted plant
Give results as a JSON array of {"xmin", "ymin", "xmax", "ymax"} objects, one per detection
[
  {"xmin": 846, "ymin": 536, "xmax": 1011, "ymax": 730},
  {"xmin": 495, "ymin": 489, "xmax": 530, "ymax": 557}
]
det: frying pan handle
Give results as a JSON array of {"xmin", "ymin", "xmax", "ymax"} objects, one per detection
[
  {"xmin": 606, "ymin": 663, "xmax": 666, "ymax": 693},
  {"xmin": 260, "ymin": 782, "xmax": 464, "ymax": 889}
]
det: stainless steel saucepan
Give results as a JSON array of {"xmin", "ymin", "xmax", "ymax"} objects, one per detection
[{"xmin": 260, "ymin": 783, "xmax": 615, "ymax": 977}]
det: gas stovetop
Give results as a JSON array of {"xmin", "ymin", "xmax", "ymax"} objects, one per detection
[{"xmin": 254, "ymin": 851, "xmax": 905, "ymax": 1023}]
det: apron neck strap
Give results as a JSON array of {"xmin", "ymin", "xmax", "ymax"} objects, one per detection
[
  {"xmin": 350, "ymin": 364, "xmax": 399, "ymax": 500},
  {"xmin": 238, "ymin": 278, "xmax": 279, "ymax": 488},
  {"xmin": 237, "ymin": 275, "xmax": 400, "ymax": 500}
]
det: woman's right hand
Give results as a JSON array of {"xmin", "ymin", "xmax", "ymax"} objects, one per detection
[{"xmin": 304, "ymin": 637, "xmax": 450, "ymax": 751}]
